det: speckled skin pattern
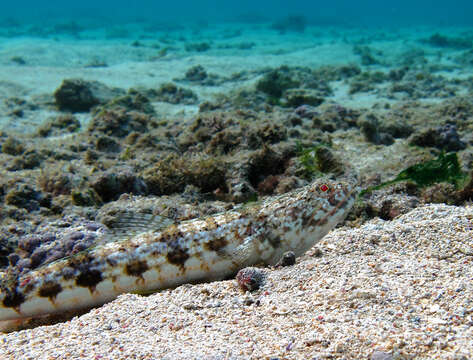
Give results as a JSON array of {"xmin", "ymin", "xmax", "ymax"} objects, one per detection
[{"xmin": 0, "ymin": 173, "xmax": 358, "ymax": 322}]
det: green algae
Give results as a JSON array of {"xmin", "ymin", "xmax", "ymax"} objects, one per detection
[
  {"xmin": 360, "ymin": 152, "xmax": 469, "ymax": 196},
  {"xmin": 296, "ymin": 142, "xmax": 342, "ymax": 180}
]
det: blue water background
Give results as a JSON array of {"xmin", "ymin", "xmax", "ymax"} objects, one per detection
[{"xmin": 2, "ymin": 0, "xmax": 473, "ymax": 26}]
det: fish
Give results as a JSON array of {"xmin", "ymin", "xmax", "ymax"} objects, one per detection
[{"xmin": 0, "ymin": 172, "xmax": 359, "ymax": 328}]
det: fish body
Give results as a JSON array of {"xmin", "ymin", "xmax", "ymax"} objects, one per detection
[{"xmin": 0, "ymin": 173, "xmax": 358, "ymax": 322}]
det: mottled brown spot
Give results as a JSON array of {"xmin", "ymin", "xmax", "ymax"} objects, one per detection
[
  {"xmin": 287, "ymin": 207, "xmax": 298, "ymax": 221},
  {"xmin": 159, "ymin": 232, "xmax": 171, "ymax": 243},
  {"xmin": 62, "ymin": 268, "xmax": 75, "ymax": 281},
  {"xmin": 167, "ymin": 242, "xmax": 189, "ymax": 266},
  {"xmin": 67, "ymin": 253, "xmax": 94, "ymax": 269},
  {"xmin": 301, "ymin": 213, "xmax": 311, "ymax": 226},
  {"xmin": 245, "ymin": 225, "xmax": 254, "ymax": 236},
  {"xmin": 125, "ymin": 260, "xmax": 149, "ymax": 277},
  {"xmin": 231, "ymin": 259, "xmax": 241, "ymax": 270},
  {"xmin": 2, "ymin": 290, "xmax": 25, "ymax": 308},
  {"xmin": 337, "ymin": 197, "xmax": 348, "ymax": 209},
  {"xmin": 23, "ymin": 282, "xmax": 36, "ymax": 294},
  {"xmin": 310, "ymin": 216, "xmax": 327, "ymax": 227},
  {"xmin": 328, "ymin": 191, "xmax": 340, "ymax": 206},
  {"xmin": 106, "ymin": 258, "xmax": 118, "ymax": 267},
  {"xmin": 205, "ymin": 217, "xmax": 219, "ymax": 230},
  {"xmin": 204, "ymin": 237, "xmax": 228, "ymax": 252},
  {"xmin": 256, "ymin": 214, "xmax": 266, "ymax": 223},
  {"xmin": 151, "ymin": 249, "xmax": 163, "ymax": 256},
  {"xmin": 161, "ymin": 224, "xmax": 179, "ymax": 240},
  {"xmin": 199, "ymin": 260, "xmax": 210, "ymax": 272},
  {"xmin": 76, "ymin": 269, "xmax": 103, "ymax": 288},
  {"xmin": 267, "ymin": 233, "xmax": 281, "ymax": 248},
  {"xmin": 38, "ymin": 281, "xmax": 62, "ymax": 299}
]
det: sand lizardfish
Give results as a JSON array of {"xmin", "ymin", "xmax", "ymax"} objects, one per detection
[{"xmin": 0, "ymin": 173, "xmax": 358, "ymax": 327}]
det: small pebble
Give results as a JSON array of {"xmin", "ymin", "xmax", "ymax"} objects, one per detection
[
  {"xmin": 278, "ymin": 251, "xmax": 296, "ymax": 267},
  {"xmin": 236, "ymin": 267, "xmax": 265, "ymax": 292}
]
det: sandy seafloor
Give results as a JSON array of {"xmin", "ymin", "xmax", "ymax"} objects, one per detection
[
  {"xmin": 0, "ymin": 20, "xmax": 472, "ymax": 359},
  {"xmin": 1, "ymin": 204, "xmax": 472, "ymax": 359}
]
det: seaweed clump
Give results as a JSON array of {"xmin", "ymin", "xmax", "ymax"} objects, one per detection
[
  {"xmin": 1, "ymin": 137, "xmax": 25, "ymax": 155},
  {"xmin": 361, "ymin": 152, "xmax": 469, "ymax": 196},
  {"xmin": 256, "ymin": 68, "xmax": 299, "ymax": 99},
  {"xmin": 37, "ymin": 114, "xmax": 81, "ymax": 137}
]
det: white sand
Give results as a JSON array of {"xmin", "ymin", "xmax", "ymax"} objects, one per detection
[{"xmin": 0, "ymin": 203, "xmax": 471, "ymax": 359}]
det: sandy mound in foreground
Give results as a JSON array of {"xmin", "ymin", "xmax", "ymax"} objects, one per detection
[{"xmin": 0, "ymin": 203, "xmax": 472, "ymax": 360}]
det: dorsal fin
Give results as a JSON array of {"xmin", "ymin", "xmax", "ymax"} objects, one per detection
[
  {"xmin": 107, "ymin": 212, "xmax": 174, "ymax": 234},
  {"xmin": 98, "ymin": 212, "xmax": 176, "ymax": 245},
  {"xmin": 29, "ymin": 212, "xmax": 177, "ymax": 272}
]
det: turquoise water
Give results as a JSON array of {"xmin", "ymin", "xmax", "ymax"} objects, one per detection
[{"xmin": 2, "ymin": 0, "xmax": 473, "ymax": 26}]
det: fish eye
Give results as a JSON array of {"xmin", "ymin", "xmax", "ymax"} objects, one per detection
[{"xmin": 319, "ymin": 184, "xmax": 330, "ymax": 192}]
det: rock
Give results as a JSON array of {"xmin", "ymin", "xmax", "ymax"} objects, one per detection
[
  {"xmin": 236, "ymin": 267, "xmax": 265, "ymax": 292},
  {"xmin": 30, "ymin": 249, "xmax": 47, "ymax": 268},
  {"xmin": 294, "ymin": 104, "xmax": 319, "ymax": 119},
  {"xmin": 185, "ymin": 65, "xmax": 208, "ymax": 81},
  {"xmin": 18, "ymin": 235, "xmax": 42, "ymax": 253},
  {"xmin": 7, "ymin": 253, "xmax": 19, "ymax": 266},
  {"xmin": 409, "ymin": 123, "xmax": 466, "ymax": 151},
  {"xmin": 37, "ymin": 114, "xmax": 81, "ymax": 137},
  {"xmin": 142, "ymin": 154, "xmax": 226, "ymax": 196},
  {"xmin": 381, "ymin": 119, "xmax": 413, "ymax": 138},
  {"xmin": 92, "ymin": 168, "xmax": 148, "ymax": 202},
  {"xmin": 54, "ymin": 79, "xmax": 124, "ymax": 112},
  {"xmin": 88, "ymin": 108, "xmax": 152, "ymax": 138},
  {"xmin": 1, "ymin": 137, "xmax": 25, "ymax": 155},
  {"xmin": 278, "ymin": 251, "xmax": 296, "ymax": 267},
  {"xmin": 358, "ymin": 113, "xmax": 394, "ymax": 145},
  {"xmin": 102, "ymin": 91, "xmax": 155, "ymax": 114},
  {"xmin": 312, "ymin": 103, "xmax": 360, "ymax": 132},
  {"xmin": 95, "ymin": 136, "xmax": 121, "ymax": 153},
  {"xmin": 283, "ymin": 88, "xmax": 324, "ymax": 107},
  {"xmin": 256, "ymin": 68, "xmax": 299, "ymax": 98},
  {"xmin": 151, "ymin": 83, "xmax": 198, "ymax": 104},
  {"xmin": 38, "ymin": 171, "xmax": 74, "ymax": 196},
  {"xmin": 5, "ymin": 184, "xmax": 49, "ymax": 211},
  {"xmin": 379, "ymin": 195, "xmax": 419, "ymax": 220},
  {"xmin": 421, "ymin": 182, "xmax": 457, "ymax": 204},
  {"xmin": 6, "ymin": 149, "xmax": 44, "ymax": 171}
]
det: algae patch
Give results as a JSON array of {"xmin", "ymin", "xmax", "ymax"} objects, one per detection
[{"xmin": 361, "ymin": 152, "xmax": 469, "ymax": 196}]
